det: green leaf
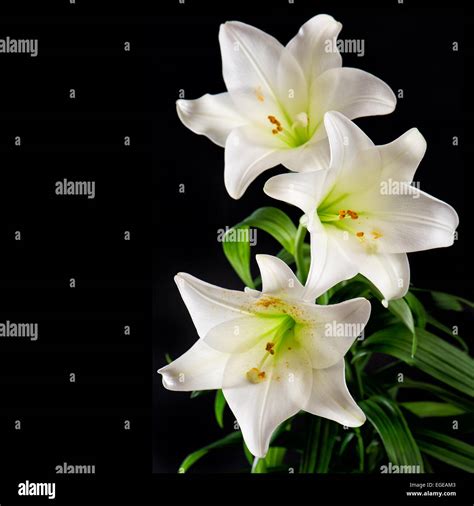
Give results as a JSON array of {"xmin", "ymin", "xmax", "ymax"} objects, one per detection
[
  {"xmin": 414, "ymin": 428, "xmax": 474, "ymax": 472},
  {"xmin": 222, "ymin": 224, "xmax": 254, "ymax": 288},
  {"xmin": 404, "ymin": 292, "xmax": 427, "ymax": 329},
  {"xmin": 300, "ymin": 417, "xmax": 338, "ymax": 473},
  {"xmin": 360, "ymin": 396, "xmax": 424, "ymax": 469},
  {"xmin": 244, "ymin": 207, "xmax": 298, "ymax": 255},
  {"xmin": 362, "ymin": 324, "xmax": 474, "ymax": 396},
  {"xmin": 178, "ymin": 431, "xmax": 242, "ymax": 473},
  {"xmin": 431, "ymin": 291, "xmax": 464, "ymax": 311},
  {"xmin": 401, "ymin": 401, "xmax": 465, "ymax": 418},
  {"xmin": 387, "ymin": 299, "xmax": 416, "ymax": 357},
  {"xmin": 222, "ymin": 207, "xmax": 298, "ymax": 288},
  {"xmin": 388, "ymin": 298, "xmax": 415, "ymax": 333},
  {"xmin": 338, "ymin": 432, "xmax": 355, "ymax": 456},
  {"xmin": 214, "ymin": 390, "xmax": 226, "ymax": 429},
  {"xmin": 397, "ymin": 379, "xmax": 474, "ymax": 413},
  {"xmin": 294, "ymin": 221, "xmax": 309, "ymax": 283},
  {"xmin": 425, "ymin": 314, "xmax": 468, "ymax": 352}
]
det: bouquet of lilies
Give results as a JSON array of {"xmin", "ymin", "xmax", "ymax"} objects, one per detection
[{"xmin": 158, "ymin": 15, "xmax": 473, "ymax": 473}]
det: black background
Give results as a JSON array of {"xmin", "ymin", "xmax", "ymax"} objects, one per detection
[{"xmin": 0, "ymin": 0, "xmax": 470, "ymax": 504}]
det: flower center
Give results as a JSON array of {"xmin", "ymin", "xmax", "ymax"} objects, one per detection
[
  {"xmin": 265, "ymin": 111, "xmax": 315, "ymax": 148},
  {"xmin": 245, "ymin": 310, "xmax": 296, "ymax": 384}
]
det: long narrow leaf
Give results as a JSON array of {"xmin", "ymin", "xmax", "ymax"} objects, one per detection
[
  {"xmin": 414, "ymin": 428, "xmax": 474, "ymax": 472},
  {"xmin": 362, "ymin": 324, "xmax": 474, "ymax": 396},
  {"xmin": 360, "ymin": 396, "xmax": 424, "ymax": 470}
]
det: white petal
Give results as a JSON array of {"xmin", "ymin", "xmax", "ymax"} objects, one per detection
[
  {"xmin": 379, "ymin": 128, "xmax": 427, "ymax": 183},
  {"xmin": 365, "ymin": 188, "xmax": 459, "ymax": 253},
  {"xmin": 224, "ymin": 125, "xmax": 289, "ymax": 199},
  {"xmin": 297, "ymin": 298, "xmax": 371, "ymax": 369},
  {"xmin": 175, "ymin": 273, "xmax": 254, "ymax": 338},
  {"xmin": 312, "ymin": 67, "xmax": 396, "ymax": 123},
  {"xmin": 204, "ymin": 314, "xmax": 289, "ymax": 354},
  {"xmin": 358, "ymin": 252, "xmax": 410, "ymax": 301},
  {"xmin": 264, "ymin": 170, "xmax": 333, "ymax": 218},
  {"xmin": 256, "ymin": 254, "xmax": 305, "ymax": 298},
  {"xmin": 281, "ymin": 135, "xmax": 331, "ymax": 172},
  {"xmin": 304, "ymin": 359, "xmax": 366, "ymax": 427},
  {"xmin": 324, "ymin": 111, "xmax": 375, "ymax": 173},
  {"xmin": 303, "ymin": 222, "xmax": 359, "ymax": 302},
  {"xmin": 223, "ymin": 341, "xmax": 312, "ymax": 457},
  {"xmin": 158, "ymin": 339, "xmax": 229, "ymax": 391},
  {"xmin": 176, "ymin": 93, "xmax": 245, "ymax": 147},
  {"xmin": 244, "ymin": 286, "xmax": 261, "ymax": 297},
  {"xmin": 219, "ymin": 21, "xmax": 308, "ymax": 118},
  {"xmin": 286, "ymin": 14, "xmax": 342, "ymax": 84}
]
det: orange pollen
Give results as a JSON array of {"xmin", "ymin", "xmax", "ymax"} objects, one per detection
[
  {"xmin": 256, "ymin": 87, "xmax": 265, "ymax": 102},
  {"xmin": 347, "ymin": 210, "xmax": 359, "ymax": 220},
  {"xmin": 268, "ymin": 115, "xmax": 283, "ymax": 134},
  {"xmin": 258, "ymin": 371, "xmax": 266, "ymax": 379},
  {"xmin": 338, "ymin": 210, "xmax": 346, "ymax": 219},
  {"xmin": 356, "ymin": 231, "xmax": 364, "ymax": 237}
]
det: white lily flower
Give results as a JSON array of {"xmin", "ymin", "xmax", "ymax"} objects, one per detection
[
  {"xmin": 159, "ymin": 254, "xmax": 371, "ymax": 458},
  {"xmin": 264, "ymin": 111, "xmax": 459, "ymax": 302},
  {"xmin": 176, "ymin": 14, "xmax": 396, "ymax": 199}
]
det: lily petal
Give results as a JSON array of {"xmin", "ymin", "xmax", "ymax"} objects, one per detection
[
  {"xmin": 302, "ymin": 223, "xmax": 359, "ymax": 302},
  {"xmin": 175, "ymin": 273, "xmax": 254, "ymax": 338},
  {"xmin": 223, "ymin": 341, "xmax": 312, "ymax": 457},
  {"xmin": 204, "ymin": 314, "xmax": 289, "ymax": 354},
  {"xmin": 324, "ymin": 110, "xmax": 375, "ymax": 173},
  {"xmin": 286, "ymin": 14, "xmax": 342, "ymax": 85},
  {"xmin": 224, "ymin": 125, "xmax": 290, "ymax": 199},
  {"xmin": 379, "ymin": 128, "xmax": 427, "ymax": 183},
  {"xmin": 305, "ymin": 359, "xmax": 366, "ymax": 427},
  {"xmin": 281, "ymin": 135, "xmax": 331, "ymax": 172},
  {"xmin": 312, "ymin": 68, "xmax": 396, "ymax": 125},
  {"xmin": 364, "ymin": 188, "xmax": 459, "ymax": 254},
  {"xmin": 159, "ymin": 339, "xmax": 229, "ymax": 391},
  {"xmin": 219, "ymin": 21, "xmax": 308, "ymax": 118},
  {"xmin": 256, "ymin": 254, "xmax": 305, "ymax": 298},
  {"xmin": 264, "ymin": 170, "xmax": 333, "ymax": 219},
  {"xmin": 357, "ymin": 252, "xmax": 410, "ymax": 300},
  {"xmin": 176, "ymin": 92, "xmax": 245, "ymax": 147},
  {"xmin": 297, "ymin": 297, "xmax": 371, "ymax": 369}
]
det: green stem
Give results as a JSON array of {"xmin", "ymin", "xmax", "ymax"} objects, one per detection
[
  {"xmin": 299, "ymin": 416, "xmax": 321, "ymax": 473},
  {"xmin": 354, "ymin": 428, "xmax": 365, "ymax": 473},
  {"xmin": 294, "ymin": 221, "xmax": 308, "ymax": 284}
]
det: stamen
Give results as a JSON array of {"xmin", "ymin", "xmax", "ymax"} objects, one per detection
[
  {"xmin": 372, "ymin": 230, "xmax": 382, "ymax": 239},
  {"xmin": 246, "ymin": 368, "xmax": 266, "ymax": 383},
  {"xmin": 356, "ymin": 231, "xmax": 364, "ymax": 237},
  {"xmin": 265, "ymin": 342, "xmax": 275, "ymax": 355},
  {"xmin": 347, "ymin": 210, "xmax": 359, "ymax": 220},
  {"xmin": 268, "ymin": 115, "xmax": 283, "ymax": 135},
  {"xmin": 338, "ymin": 210, "xmax": 346, "ymax": 219},
  {"xmin": 255, "ymin": 86, "xmax": 265, "ymax": 102}
]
